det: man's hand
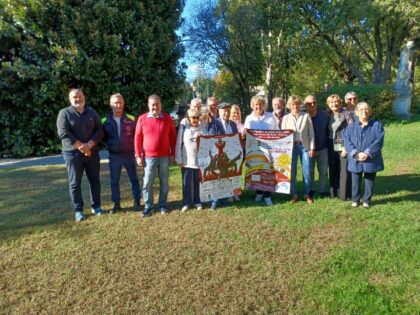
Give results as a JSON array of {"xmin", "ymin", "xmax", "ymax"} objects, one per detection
[
  {"xmin": 308, "ymin": 150, "xmax": 316, "ymax": 158},
  {"xmin": 340, "ymin": 148, "xmax": 347, "ymax": 158},
  {"xmin": 136, "ymin": 157, "xmax": 144, "ymax": 167}
]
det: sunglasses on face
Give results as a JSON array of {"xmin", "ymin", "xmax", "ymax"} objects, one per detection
[
  {"xmin": 190, "ymin": 116, "xmax": 200, "ymax": 119},
  {"xmin": 305, "ymin": 102, "xmax": 317, "ymax": 105}
]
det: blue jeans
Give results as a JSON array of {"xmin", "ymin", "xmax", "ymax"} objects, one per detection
[
  {"xmin": 291, "ymin": 143, "xmax": 311, "ymax": 196},
  {"xmin": 109, "ymin": 152, "xmax": 141, "ymax": 203},
  {"xmin": 143, "ymin": 156, "xmax": 169, "ymax": 210},
  {"xmin": 309, "ymin": 148, "xmax": 329, "ymax": 194},
  {"xmin": 351, "ymin": 172, "xmax": 376, "ymax": 203},
  {"xmin": 63, "ymin": 150, "xmax": 101, "ymax": 211}
]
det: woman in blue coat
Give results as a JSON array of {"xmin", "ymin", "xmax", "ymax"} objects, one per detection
[{"xmin": 343, "ymin": 102, "xmax": 384, "ymax": 208}]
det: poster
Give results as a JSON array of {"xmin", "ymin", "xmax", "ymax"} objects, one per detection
[
  {"xmin": 197, "ymin": 133, "xmax": 244, "ymax": 202},
  {"xmin": 244, "ymin": 129, "xmax": 293, "ymax": 194}
]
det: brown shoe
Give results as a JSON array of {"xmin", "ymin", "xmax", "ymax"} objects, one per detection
[
  {"xmin": 290, "ymin": 195, "xmax": 298, "ymax": 204},
  {"xmin": 305, "ymin": 196, "xmax": 314, "ymax": 204}
]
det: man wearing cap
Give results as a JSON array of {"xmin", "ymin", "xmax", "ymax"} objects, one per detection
[{"xmin": 217, "ymin": 102, "xmax": 238, "ymax": 135}]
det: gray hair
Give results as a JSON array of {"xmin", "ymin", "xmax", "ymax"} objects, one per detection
[
  {"xmin": 345, "ymin": 91, "xmax": 358, "ymax": 101},
  {"xmin": 190, "ymin": 98, "xmax": 202, "ymax": 108}
]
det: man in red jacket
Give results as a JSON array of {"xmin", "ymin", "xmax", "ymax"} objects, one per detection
[{"xmin": 135, "ymin": 95, "xmax": 176, "ymax": 217}]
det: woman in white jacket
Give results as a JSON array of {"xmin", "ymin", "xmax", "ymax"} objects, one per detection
[
  {"xmin": 175, "ymin": 109, "xmax": 205, "ymax": 212},
  {"xmin": 281, "ymin": 95, "xmax": 315, "ymax": 204}
]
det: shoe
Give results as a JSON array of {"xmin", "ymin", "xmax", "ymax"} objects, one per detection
[
  {"xmin": 110, "ymin": 202, "xmax": 122, "ymax": 214},
  {"xmin": 255, "ymin": 194, "xmax": 263, "ymax": 202},
  {"xmin": 91, "ymin": 207, "xmax": 104, "ymax": 216},
  {"xmin": 181, "ymin": 205, "xmax": 189, "ymax": 212},
  {"xmin": 133, "ymin": 199, "xmax": 141, "ymax": 212},
  {"xmin": 305, "ymin": 196, "xmax": 314, "ymax": 204},
  {"xmin": 290, "ymin": 195, "xmax": 298, "ymax": 204},
  {"xmin": 195, "ymin": 203, "xmax": 203, "ymax": 210},
  {"xmin": 320, "ymin": 192, "xmax": 330, "ymax": 198},
  {"xmin": 142, "ymin": 208, "xmax": 154, "ymax": 218},
  {"xmin": 309, "ymin": 190, "xmax": 315, "ymax": 198},
  {"xmin": 351, "ymin": 202, "xmax": 358, "ymax": 208},
  {"xmin": 234, "ymin": 195, "xmax": 240, "ymax": 201},
  {"xmin": 264, "ymin": 197, "xmax": 273, "ymax": 206},
  {"xmin": 75, "ymin": 211, "xmax": 86, "ymax": 222},
  {"xmin": 210, "ymin": 203, "xmax": 217, "ymax": 211},
  {"xmin": 362, "ymin": 202, "xmax": 370, "ymax": 209},
  {"xmin": 159, "ymin": 207, "xmax": 169, "ymax": 215}
]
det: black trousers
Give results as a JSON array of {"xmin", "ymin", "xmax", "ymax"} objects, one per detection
[
  {"xmin": 328, "ymin": 141, "xmax": 351, "ymax": 201},
  {"xmin": 63, "ymin": 150, "xmax": 101, "ymax": 212}
]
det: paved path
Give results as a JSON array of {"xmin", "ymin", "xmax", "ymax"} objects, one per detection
[{"xmin": 0, "ymin": 151, "xmax": 109, "ymax": 169}]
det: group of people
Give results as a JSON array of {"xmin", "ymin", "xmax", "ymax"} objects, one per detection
[{"xmin": 57, "ymin": 89, "xmax": 384, "ymax": 221}]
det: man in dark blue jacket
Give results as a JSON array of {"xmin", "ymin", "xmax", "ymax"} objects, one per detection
[{"xmin": 103, "ymin": 93, "xmax": 141, "ymax": 212}]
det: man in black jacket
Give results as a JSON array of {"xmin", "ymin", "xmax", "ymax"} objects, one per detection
[
  {"xmin": 57, "ymin": 89, "xmax": 104, "ymax": 221},
  {"xmin": 103, "ymin": 93, "xmax": 141, "ymax": 213}
]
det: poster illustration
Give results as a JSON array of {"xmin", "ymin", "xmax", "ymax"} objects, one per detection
[
  {"xmin": 197, "ymin": 133, "xmax": 244, "ymax": 202},
  {"xmin": 244, "ymin": 129, "xmax": 293, "ymax": 194}
]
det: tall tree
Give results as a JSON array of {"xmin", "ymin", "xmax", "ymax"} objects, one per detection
[
  {"xmin": 185, "ymin": 0, "xmax": 263, "ymax": 106},
  {"xmin": 0, "ymin": 0, "xmax": 185, "ymax": 156},
  {"xmin": 296, "ymin": 0, "xmax": 418, "ymax": 84}
]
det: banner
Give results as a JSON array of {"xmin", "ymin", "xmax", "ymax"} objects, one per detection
[
  {"xmin": 197, "ymin": 133, "xmax": 244, "ymax": 202},
  {"xmin": 244, "ymin": 129, "xmax": 293, "ymax": 194}
]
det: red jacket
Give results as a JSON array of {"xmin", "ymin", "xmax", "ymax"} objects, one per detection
[{"xmin": 134, "ymin": 112, "xmax": 176, "ymax": 159}]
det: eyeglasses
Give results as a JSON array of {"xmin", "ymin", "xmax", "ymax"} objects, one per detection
[
  {"xmin": 190, "ymin": 116, "xmax": 200, "ymax": 119},
  {"xmin": 347, "ymin": 97, "xmax": 357, "ymax": 101},
  {"xmin": 305, "ymin": 102, "xmax": 317, "ymax": 105}
]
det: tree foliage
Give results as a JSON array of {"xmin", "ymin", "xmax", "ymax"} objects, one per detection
[
  {"xmin": 185, "ymin": 0, "xmax": 263, "ymax": 106},
  {"xmin": 0, "ymin": 0, "xmax": 185, "ymax": 157}
]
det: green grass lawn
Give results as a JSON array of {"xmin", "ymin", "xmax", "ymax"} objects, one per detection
[{"xmin": 0, "ymin": 119, "xmax": 419, "ymax": 314}]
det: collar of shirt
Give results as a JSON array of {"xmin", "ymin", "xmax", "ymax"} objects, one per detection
[{"xmin": 147, "ymin": 112, "xmax": 163, "ymax": 118}]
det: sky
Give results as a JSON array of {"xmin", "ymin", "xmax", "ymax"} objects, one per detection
[{"xmin": 180, "ymin": 0, "xmax": 216, "ymax": 82}]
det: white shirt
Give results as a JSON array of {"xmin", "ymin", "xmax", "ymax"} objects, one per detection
[{"xmin": 243, "ymin": 111, "xmax": 279, "ymax": 131}]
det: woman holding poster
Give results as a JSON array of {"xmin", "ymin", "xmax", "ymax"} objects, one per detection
[
  {"xmin": 243, "ymin": 95, "xmax": 279, "ymax": 206},
  {"xmin": 175, "ymin": 109, "xmax": 204, "ymax": 212},
  {"xmin": 343, "ymin": 102, "xmax": 384, "ymax": 209},
  {"xmin": 281, "ymin": 95, "xmax": 315, "ymax": 204}
]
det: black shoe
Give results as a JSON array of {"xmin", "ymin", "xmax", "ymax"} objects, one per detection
[
  {"xmin": 320, "ymin": 192, "xmax": 330, "ymax": 198},
  {"xmin": 133, "ymin": 199, "xmax": 141, "ymax": 212},
  {"xmin": 142, "ymin": 208, "xmax": 154, "ymax": 218},
  {"xmin": 110, "ymin": 202, "xmax": 122, "ymax": 214},
  {"xmin": 308, "ymin": 190, "xmax": 315, "ymax": 198}
]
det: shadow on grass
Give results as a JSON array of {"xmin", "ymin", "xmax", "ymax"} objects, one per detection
[{"xmin": 373, "ymin": 173, "xmax": 420, "ymax": 204}]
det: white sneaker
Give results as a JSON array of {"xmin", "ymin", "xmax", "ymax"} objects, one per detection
[
  {"xmin": 351, "ymin": 202, "xmax": 358, "ymax": 208},
  {"xmin": 265, "ymin": 197, "xmax": 273, "ymax": 206},
  {"xmin": 195, "ymin": 203, "xmax": 203, "ymax": 210},
  {"xmin": 362, "ymin": 202, "xmax": 370, "ymax": 209},
  {"xmin": 181, "ymin": 205, "xmax": 189, "ymax": 212},
  {"xmin": 255, "ymin": 194, "xmax": 263, "ymax": 202}
]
